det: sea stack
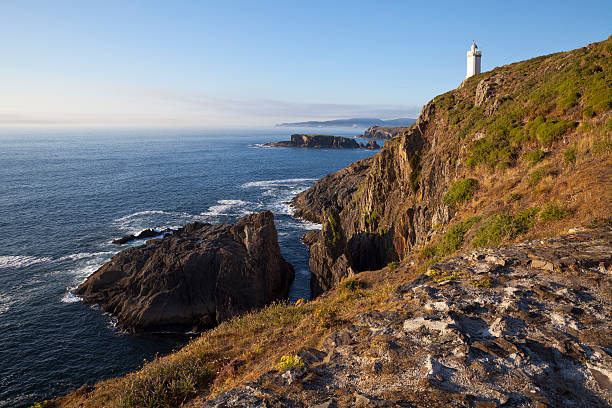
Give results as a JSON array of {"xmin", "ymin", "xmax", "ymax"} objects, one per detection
[{"xmin": 76, "ymin": 211, "xmax": 294, "ymax": 332}]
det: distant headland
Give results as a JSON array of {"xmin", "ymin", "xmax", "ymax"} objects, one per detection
[{"xmin": 276, "ymin": 117, "xmax": 416, "ymax": 128}]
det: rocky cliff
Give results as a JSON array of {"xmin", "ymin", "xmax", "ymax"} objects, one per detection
[
  {"xmin": 361, "ymin": 125, "xmax": 411, "ymax": 140},
  {"xmin": 264, "ymin": 134, "xmax": 360, "ymax": 149},
  {"xmin": 294, "ymin": 36, "xmax": 612, "ymax": 297},
  {"xmin": 76, "ymin": 211, "xmax": 294, "ymax": 332}
]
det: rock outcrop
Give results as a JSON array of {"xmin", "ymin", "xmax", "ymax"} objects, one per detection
[
  {"xmin": 293, "ymin": 36, "xmax": 612, "ymax": 298},
  {"xmin": 360, "ymin": 125, "xmax": 410, "ymax": 140},
  {"xmin": 76, "ymin": 211, "xmax": 294, "ymax": 332},
  {"xmin": 204, "ymin": 227, "xmax": 612, "ymax": 407},
  {"xmin": 264, "ymin": 134, "xmax": 360, "ymax": 149},
  {"xmin": 112, "ymin": 228, "xmax": 172, "ymax": 245}
]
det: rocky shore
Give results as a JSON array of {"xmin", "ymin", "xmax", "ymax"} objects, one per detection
[
  {"xmin": 76, "ymin": 211, "xmax": 294, "ymax": 332},
  {"xmin": 264, "ymin": 134, "xmax": 378, "ymax": 149}
]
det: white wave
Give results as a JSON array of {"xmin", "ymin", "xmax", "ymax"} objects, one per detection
[
  {"xmin": 114, "ymin": 210, "xmax": 171, "ymax": 222},
  {"xmin": 60, "ymin": 292, "xmax": 80, "ymax": 303},
  {"xmin": 0, "ymin": 293, "xmax": 15, "ymax": 314},
  {"xmin": 241, "ymin": 178, "xmax": 316, "ymax": 188},
  {"xmin": 200, "ymin": 199, "xmax": 253, "ymax": 217},
  {"xmin": 56, "ymin": 251, "xmax": 114, "ymax": 262},
  {"xmin": 0, "ymin": 255, "xmax": 53, "ymax": 269}
]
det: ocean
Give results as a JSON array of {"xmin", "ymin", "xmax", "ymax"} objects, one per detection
[{"xmin": 0, "ymin": 127, "xmax": 378, "ymax": 407}]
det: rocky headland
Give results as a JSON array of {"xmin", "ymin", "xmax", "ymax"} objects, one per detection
[
  {"xmin": 52, "ymin": 36, "xmax": 612, "ymax": 408},
  {"xmin": 264, "ymin": 134, "xmax": 364, "ymax": 149},
  {"xmin": 111, "ymin": 228, "xmax": 172, "ymax": 245},
  {"xmin": 360, "ymin": 125, "xmax": 411, "ymax": 140},
  {"xmin": 76, "ymin": 211, "xmax": 294, "ymax": 332}
]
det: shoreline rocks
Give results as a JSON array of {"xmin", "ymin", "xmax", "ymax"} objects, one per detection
[
  {"xmin": 112, "ymin": 228, "xmax": 172, "ymax": 245},
  {"xmin": 76, "ymin": 211, "xmax": 294, "ymax": 333}
]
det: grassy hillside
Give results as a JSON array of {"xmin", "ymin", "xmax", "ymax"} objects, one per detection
[{"xmin": 45, "ymin": 36, "xmax": 612, "ymax": 408}]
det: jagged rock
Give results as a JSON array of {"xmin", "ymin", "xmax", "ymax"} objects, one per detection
[
  {"xmin": 264, "ymin": 134, "xmax": 360, "ymax": 149},
  {"xmin": 363, "ymin": 140, "xmax": 380, "ymax": 149},
  {"xmin": 112, "ymin": 228, "xmax": 172, "ymax": 245},
  {"xmin": 360, "ymin": 126, "xmax": 409, "ymax": 140},
  {"xmin": 76, "ymin": 211, "xmax": 294, "ymax": 332},
  {"xmin": 204, "ymin": 227, "xmax": 612, "ymax": 407}
]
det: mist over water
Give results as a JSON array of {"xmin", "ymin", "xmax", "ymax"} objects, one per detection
[{"xmin": 0, "ymin": 127, "xmax": 378, "ymax": 407}]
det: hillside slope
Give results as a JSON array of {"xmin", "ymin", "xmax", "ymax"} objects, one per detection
[
  {"xmin": 49, "ymin": 37, "xmax": 612, "ymax": 408},
  {"xmin": 293, "ymin": 36, "xmax": 612, "ymax": 296}
]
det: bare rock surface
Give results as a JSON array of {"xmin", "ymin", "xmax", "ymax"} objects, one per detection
[
  {"xmin": 203, "ymin": 227, "xmax": 612, "ymax": 407},
  {"xmin": 76, "ymin": 211, "xmax": 294, "ymax": 332}
]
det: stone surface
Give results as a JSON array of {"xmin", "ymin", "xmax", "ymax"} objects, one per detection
[
  {"xmin": 203, "ymin": 227, "xmax": 612, "ymax": 407},
  {"xmin": 76, "ymin": 211, "xmax": 294, "ymax": 332}
]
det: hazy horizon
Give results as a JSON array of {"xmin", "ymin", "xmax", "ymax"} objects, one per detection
[{"xmin": 2, "ymin": 1, "xmax": 611, "ymax": 128}]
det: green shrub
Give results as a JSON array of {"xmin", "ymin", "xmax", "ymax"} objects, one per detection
[
  {"xmin": 539, "ymin": 205, "xmax": 569, "ymax": 222},
  {"xmin": 467, "ymin": 132, "xmax": 517, "ymax": 168},
  {"xmin": 277, "ymin": 355, "xmax": 304, "ymax": 371},
  {"xmin": 443, "ymin": 178, "xmax": 478, "ymax": 207},
  {"xmin": 526, "ymin": 116, "xmax": 577, "ymax": 145},
  {"xmin": 421, "ymin": 216, "xmax": 481, "ymax": 258},
  {"xmin": 471, "ymin": 278, "xmax": 492, "ymax": 288},
  {"xmin": 563, "ymin": 146, "xmax": 576, "ymax": 163},
  {"xmin": 325, "ymin": 211, "xmax": 341, "ymax": 246},
  {"xmin": 314, "ymin": 306, "xmax": 338, "ymax": 328},
  {"xmin": 507, "ymin": 193, "xmax": 523, "ymax": 202},
  {"xmin": 581, "ymin": 106, "xmax": 596, "ymax": 119},
  {"xmin": 340, "ymin": 278, "xmax": 362, "ymax": 291},
  {"xmin": 363, "ymin": 209, "xmax": 378, "ymax": 230},
  {"xmin": 525, "ymin": 150, "xmax": 546, "ymax": 165},
  {"xmin": 387, "ymin": 261, "xmax": 399, "ymax": 270},
  {"xmin": 117, "ymin": 357, "xmax": 210, "ymax": 408},
  {"xmin": 592, "ymin": 137, "xmax": 612, "ymax": 155},
  {"xmin": 472, "ymin": 208, "xmax": 539, "ymax": 248},
  {"xmin": 527, "ymin": 165, "xmax": 553, "ymax": 186}
]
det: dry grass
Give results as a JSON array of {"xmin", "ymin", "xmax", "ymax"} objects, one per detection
[{"xmin": 53, "ymin": 279, "xmax": 396, "ymax": 408}]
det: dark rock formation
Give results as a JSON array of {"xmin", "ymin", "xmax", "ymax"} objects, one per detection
[
  {"xmin": 112, "ymin": 228, "xmax": 172, "ymax": 245},
  {"xmin": 264, "ymin": 134, "xmax": 360, "ymax": 149},
  {"xmin": 360, "ymin": 125, "xmax": 410, "ymax": 140},
  {"xmin": 76, "ymin": 211, "xmax": 294, "ymax": 332},
  {"xmin": 363, "ymin": 140, "xmax": 380, "ymax": 149},
  {"xmin": 204, "ymin": 227, "xmax": 612, "ymax": 407}
]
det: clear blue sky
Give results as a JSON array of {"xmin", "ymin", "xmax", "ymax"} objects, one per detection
[{"xmin": 1, "ymin": 0, "xmax": 610, "ymax": 127}]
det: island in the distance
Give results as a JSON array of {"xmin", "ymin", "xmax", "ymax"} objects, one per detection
[
  {"xmin": 276, "ymin": 117, "xmax": 416, "ymax": 128},
  {"xmin": 264, "ymin": 134, "xmax": 380, "ymax": 149}
]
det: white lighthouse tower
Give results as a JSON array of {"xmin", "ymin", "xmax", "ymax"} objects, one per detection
[{"xmin": 466, "ymin": 42, "xmax": 482, "ymax": 78}]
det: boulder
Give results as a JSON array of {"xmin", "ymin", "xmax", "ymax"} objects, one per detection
[{"xmin": 76, "ymin": 211, "xmax": 294, "ymax": 332}]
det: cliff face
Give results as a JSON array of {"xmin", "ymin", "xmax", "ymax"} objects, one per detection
[
  {"xmin": 361, "ymin": 125, "xmax": 411, "ymax": 140},
  {"xmin": 294, "ymin": 36, "xmax": 612, "ymax": 296},
  {"xmin": 76, "ymin": 211, "xmax": 294, "ymax": 332}
]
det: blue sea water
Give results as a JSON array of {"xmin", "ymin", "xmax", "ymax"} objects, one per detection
[{"xmin": 0, "ymin": 127, "xmax": 378, "ymax": 407}]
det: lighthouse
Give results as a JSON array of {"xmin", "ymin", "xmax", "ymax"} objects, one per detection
[{"xmin": 466, "ymin": 42, "xmax": 482, "ymax": 78}]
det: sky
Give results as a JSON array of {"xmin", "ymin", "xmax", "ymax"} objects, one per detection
[{"xmin": 1, "ymin": 1, "xmax": 611, "ymax": 127}]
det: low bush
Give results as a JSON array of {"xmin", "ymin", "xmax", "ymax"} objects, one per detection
[
  {"xmin": 539, "ymin": 205, "xmax": 569, "ymax": 222},
  {"xmin": 526, "ymin": 116, "xmax": 577, "ymax": 145},
  {"xmin": 563, "ymin": 146, "xmax": 576, "ymax": 163},
  {"xmin": 525, "ymin": 150, "xmax": 546, "ymax": 165},
  {"xmin": 527, "ymin": 165, "xmax": 554, "ymax": 186},
  {"xmin": 277, "ymin": 355, "xmax": 304, "ymax": 371},
  {"xmin": 387, "ymin": 261, "xmax": 399, "ymax": 270},
  {"xmin": 340, "ymin": 278, "xmax": 362, "ymax": 291},
  {"xmin": 409, "ymin": 151, "xmax": 422, "ymax": 193},
  {"xmin": 116, "ymin": 357, "xmax": 211, "ymax": 408},
  {"xmin": 443, "ymin": 178, "xmax": 478, "ymax": 207},
  {"xmin": 472, "ymin": 208, "xmax": 539, "ymax": 248}
]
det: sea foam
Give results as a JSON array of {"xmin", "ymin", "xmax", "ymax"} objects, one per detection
[{"xmin": 0, "ymin": 255, "xmax": 53, "ymax": 269}]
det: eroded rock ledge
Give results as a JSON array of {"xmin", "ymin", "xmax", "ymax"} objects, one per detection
[
  {"xmin": 76, "ymin": 211, "xmax": 294, "ymax": 332},
  {"xmin": 204, "ymin": 226, "xmax": 612, "ymax": 407}
]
